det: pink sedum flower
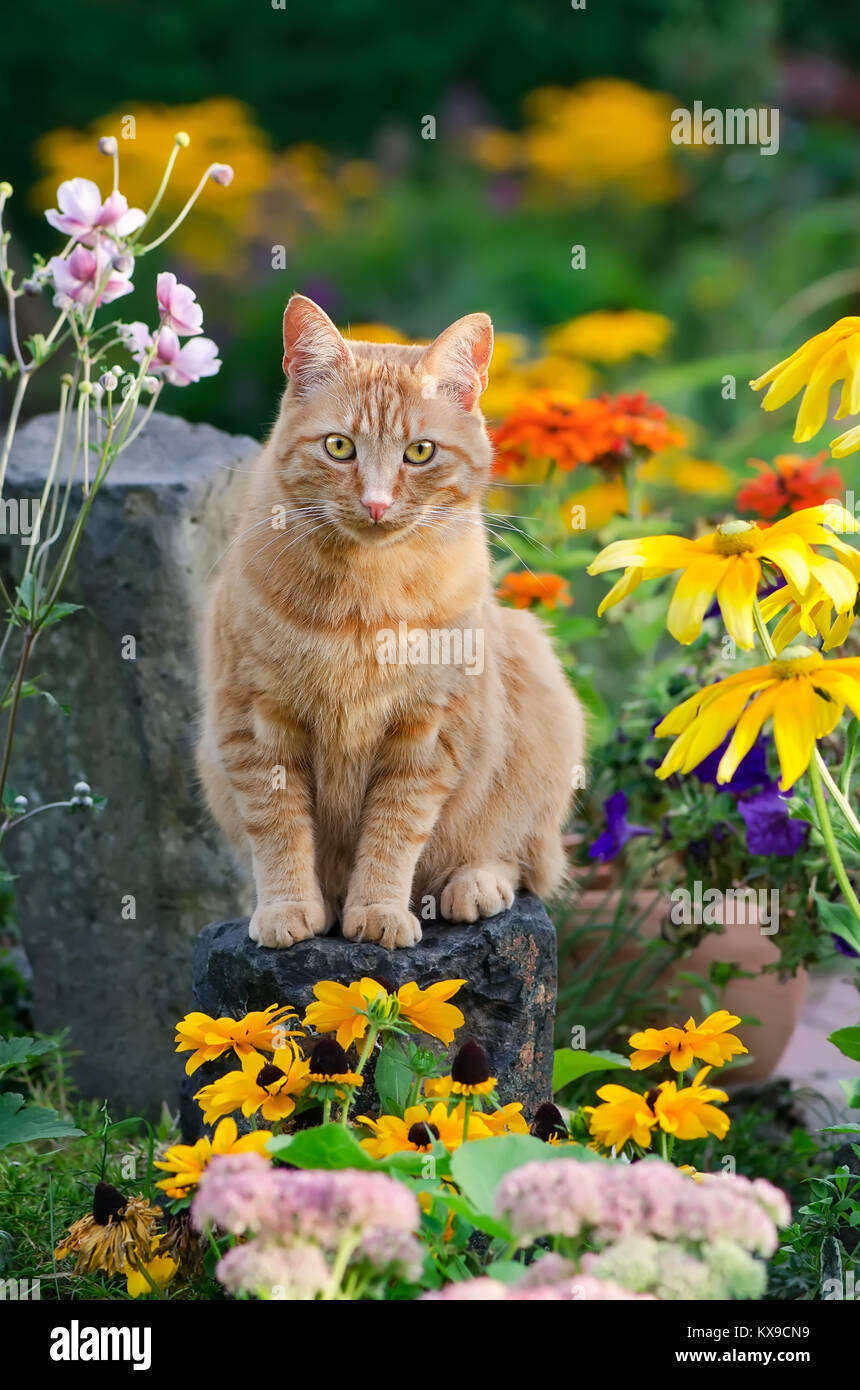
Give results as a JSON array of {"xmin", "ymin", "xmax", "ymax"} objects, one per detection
[
  {"xmin": 48, "ymin": 242, "xmax": 134, "ymax": 307},
  {"xmin": 123, "ymin": 323, "xmax": 221, "ymax": 387},
  {"xmin": 156, "ymin": 272, "xmax": 204, "ymax": 336},
  {"xmin": 45, "ymin": 178, "xmax": 145, "ymax": 243}
]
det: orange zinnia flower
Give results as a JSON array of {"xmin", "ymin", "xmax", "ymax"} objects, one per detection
[
  {"xmin": 492, "ymin": 391, "xmax": 683, "ymax": 475},
  {"xmin": 497, "ymin": 572, "xmax": 572, "ymax": 609},
  {"xmin": 737, "ymin": 453, "xmax": 843, "ymax": 520}
]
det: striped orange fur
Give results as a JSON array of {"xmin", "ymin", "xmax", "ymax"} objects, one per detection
[{"xmin": 197, "ymin": 295, "xmax": 585, "ymax": 949}]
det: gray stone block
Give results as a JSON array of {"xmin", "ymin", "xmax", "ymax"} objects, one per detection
[
  {"xmin": 180, "ymin": 894, "xmax": 557, "ymax": 1141},
  {"xmin": 3, "ymin": 412, "xmax": 257, "ymax": 1116}
]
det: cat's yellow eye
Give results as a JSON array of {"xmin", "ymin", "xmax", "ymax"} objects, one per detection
[
  {"xmin": 403, "ymin": 440, "xmax": 436, "ymax": 465},
  {"xmin": 324, "ymin": 433, "xmax": 356, "ymax": 460}
]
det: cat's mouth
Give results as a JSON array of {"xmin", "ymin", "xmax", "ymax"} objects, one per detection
[{"xmin": 340, "ymin": 517, "xmax": 417, "ymax": 546}]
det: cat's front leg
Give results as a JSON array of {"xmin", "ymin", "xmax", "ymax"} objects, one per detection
[
  {"xmin": 219, "ymin": 702, "xmax": 328, "ymax": 949},
  {"xmin": 343, "ymin": 716, "xmax": 457, "ymax": 950}
]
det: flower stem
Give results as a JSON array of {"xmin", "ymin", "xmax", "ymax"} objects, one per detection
[{"xmin": 808, "ymin": 754, "xmax": 860, "ymax": 943}]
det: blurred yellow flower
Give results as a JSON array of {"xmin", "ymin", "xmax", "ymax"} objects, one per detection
[
  {"xmin": 470, "ymin": 127, "xmax": 523, "ymax": 172},
  {"xmin": 639, "ymin": 455, "xmax": 733, "ymax": 496},
  {"xmin": 522, "ymin": 80, "xmax": 681, "ymax": 202},
  {"xmin": 33, "ymin": 98, "xmax": 271, "ymax": 270},
  {"xmin": 563, "ymin": 475, "xmax": 632, "ymax": 530},
  {"xmin": 337, "ymin": 159, "xmax": 380, "ymax": 199},
  {"xmin": 482, "ymin": 338, "xmax": 592, "ymax": 421},
  {"xmin": 340, "ymin": 322, "xmax": 410, "ymax": 344},
  {"xmin": 545, "ymin": 310, "xmax": 673, "ymax": 364}
]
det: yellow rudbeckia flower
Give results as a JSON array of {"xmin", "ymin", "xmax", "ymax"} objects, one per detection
[
  {"xmin": 154, "ymin": 1116, "xmax": 273, "ymax": 1199},
  {"xmin": 654, "ymin": 645, "xmax": 860, "ymax": 790},
  {"xmin": 358, "ymin": 1102, "xmax": 490, "ymax": 1158},
  {"xmin": 396, "ymin": 980, "xmax": 466, "ymax": 1045},
  {"xmin": 194, "ymin": 1046, "xmax": 310, "ymax": 1125},
  {"xmin": 629, "ymin": 1012, "xmax": 747, "ymax": 1072},
  {"xmin": 303, "ymin": 978, "xmax": 389, "ymax": 1050},
  {"xmin": 653, "ymin": 1067, "xmax": 730, "ymax": 1141},
  {"xmin": 174, "ymin": 1004, "xmax": 300, "ymax": 1076},
  {"xmin": 759, "ymin": 582, "xmax": 856, "ymax": 653},
  {"xmin": 585, "ymin": 1083, "xmax": 658, "ymax": 1150},
  {"xmin": 750, "ymin": 317, "xmax": 860, "ymax": 455},
  {"xmin": 124, "ymin": 1240, "xmax": 179, "ymax": 1298},
  {"xmin": 303, "ymin": 977, "xmax": 465, "ymax": 1049},
  {"xmin": 588, "ymin": 507, "xmax": 858, "ymax": 649}
]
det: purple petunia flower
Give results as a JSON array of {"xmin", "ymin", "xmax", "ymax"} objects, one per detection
[
  {"xmin": 738, "ymin": 782, "xmax": 808, "ymax": 857},
  {"xmin": 588, "ymin": 791, "xmax": 649, "ymax": 862},
  {"xmin": 693, "ymin": 736, "xmax": 770, "ymax": 794}
]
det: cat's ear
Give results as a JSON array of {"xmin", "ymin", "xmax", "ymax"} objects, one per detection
[
  {"xmin": 422, "ymin": 313, "xmax": 494, "ymax": 411},
  {"xmin": 282, "ymin": 294, "xmax": 352, "ymax": 394}
]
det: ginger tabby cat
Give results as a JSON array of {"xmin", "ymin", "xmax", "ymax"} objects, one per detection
[{"xmin": 197, "ymin": 296, "xmax": 584, "ymax": 949}]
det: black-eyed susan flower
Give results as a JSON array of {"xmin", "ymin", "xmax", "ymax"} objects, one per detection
[
  {"xmin": 629, "ymin": 1012, "xmax": 747, "ymax": 1072},
  {"xmin": 588, "ymin": 506, "xmax": 858, "ymax": 649},
  {"xmin": 154, "ymin": 1116, "xmax": 273, "ymax": 1199},
  {"xmin": 306, "ymin": 1038, "xmax": 363, "ymax": 1089},
  {"xmin": 194, "ymin": 1046, "xmax": 310, "ymax": 1125},
  {"xmin": 481, "ymin": 1103, "xmax": 531, "ymax": 1136},
  {"xmin": 55, "ymin": 1182, "xmax": 162, "ymax": 1276},
  {"xmin": 585, "ymin": 1084, "xmax": 657, "ymax": 1150},
  {"xmin": 175, "ymin": 1004, "xmax": 300, "ymax": 1075},
  {"xmin": 446, "ymin": 1040, "xmax": 497, "ymax": 1098},
  {"xmin": 653, "ymin": 1067, "xmax": 730, "ymax": 1141},
  {"xmin": 530, "ymin": 1102, "xmax": 569, "ymax": 1143},
  {"xmin": 654, "ymin": 645, "xmax": 860, "ymax": 790},
  {"xmin": 760, "ymin": 581, "xmax": 856, "ymax": 653},
  {"xmin": 750, "ymin": 318, "xmax": 860, "ymax": 456},
  {"xmin": 358, "ymin": 1102, "xmax": 489, "ymax": 1158},
  {"xmin": 303, "ymin": 976, "xmax": 465, "ymax": 1049},
  {"xmin": 395, "ymin": 979, "xmax": 466, "ymax": 1045}
]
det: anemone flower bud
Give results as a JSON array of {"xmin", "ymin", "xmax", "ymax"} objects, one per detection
[
  {"xmin": 174, "ymin": 131, "xmax": 191, "ymax": 147},
  {"xmin": 0, "ymin": 182, "xmax": 12, "ymax": 198},
  {"xmin": 78, "ymin": 381, "xmax": 94, "ymax": 396},
  {"xmin": 209, "ymin": 163, "xmax": 234, "ymax": 187},
  {"xmin": 98, "ymin": 136, "xmax": 118, "ymax": 157},
  {"xmin": 113, "ymin": 253, "xmax": 134, "ymax": 275},
  {"xmin": 21, "ymin": 279, "xmax": 41, "ymax": 296},
  {"xmin": 99, "ymin": 371, "xmax": 118, "ymax": 392},
  {"xmin": 74, "ymin": 780, "xmax": 91, "ymax": 796},
  {"xmin": 53, "ymin": 292, "xmax": 74, "ymax": 312},
  {"xmin": 13, "ymin": 794, "xmax": 28, "ymax": 811},
  {"xmin": 142, "ymin": 376, "xmax": 159, "ymax": 395}
]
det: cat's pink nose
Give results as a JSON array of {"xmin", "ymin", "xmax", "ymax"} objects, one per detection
[{"xmin": 362, "ymin": 495, "xmax": 391, "ymax": 523}]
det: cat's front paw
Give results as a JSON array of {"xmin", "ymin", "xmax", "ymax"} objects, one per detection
[
  {"xmin": 342, "ymin": 902, "xmax": 422, "ymax": 950},
  {"xmin": 440, "ymin": 868, "xmax": 515, "ymax": 923},
  {"xmin": 249, "ymin": 899, "xmax": 328, "ymax": 949}
]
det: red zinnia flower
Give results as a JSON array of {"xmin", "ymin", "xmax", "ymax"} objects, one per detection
[
  {"xmin": 492, "ymin": 391, "xmax": 683, "ymax": 476},
  {"xmin": 736, "ymin": 453, "xmax": 843, "ymax": 520}
]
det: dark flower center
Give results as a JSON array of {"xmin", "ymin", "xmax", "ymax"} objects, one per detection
[
  {"xmin": 256, "ymin": 1062, "xmax": 286, "ymax": 1091},
  {"xmin": 407, "ymin": 1121, "xmax": 440, "ymax": 1147},
  {"xmin": 451, "ymin": 1039, "xmax": 491, "ymax": 1086},
  {"xmin": 92, "ymin": 1181, "xmax": 127, "ymax": 1226},
  {"xmin": 309, "ymin": 1037, "xmax": 350, "ymax": 1077},
  {"xmin": 645, "ymin": 1089, "xmax": 661, "ymax": 1111},
  {"xmin": 531, "ymin": 1102, "xmax": 567, "ymax": 1142}
]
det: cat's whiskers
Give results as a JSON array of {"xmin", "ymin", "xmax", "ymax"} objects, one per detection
[{"xmin": 209, "ymin": 504, "xmax": 331, "ymax": 579}]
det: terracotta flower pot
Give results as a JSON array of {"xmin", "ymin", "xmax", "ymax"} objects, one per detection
[{"xmin": 561, "ymin": 875, "xmax": 807, "ymax": 1082}]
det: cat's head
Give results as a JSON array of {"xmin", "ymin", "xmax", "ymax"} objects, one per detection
[{"xmin": 274, "ymin": 295, "xmax": 494, "ymax": 546}]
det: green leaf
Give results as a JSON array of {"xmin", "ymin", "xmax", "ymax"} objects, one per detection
[
  {"xmin": 815, "ymin": 896, "xmax": 860, "ymax": 957},
  {"xmin": 432, "ymin": 1190, "xmax": 513, "ymax": 1240},
  {"xmin": 37, "ymin": 601, "xmax": 83, "ymax": 628},
  {"xmin": 552, "ymin": 1047, "xmax": 629, "ymax": 1093},
  {"xmin": 0, "ymin": 1093, "xmax": 84, "ymax": 1150},
  {"xmin": 449, "ymin": 1133, "xmax": 601, "ymax": 1216},
  {"xmin": 839, "ymin": 1079, "xmax": 860, "ymax": 1109},
  {"xmin": 267, "ymin": 1123, "xmax": 378, "ymax": 1170},
  {"xmin": 373, "ymin": 1039, "xmax": 413, "ymax": 1115},
  {"xmin": 829, "ymin": 1027, "xmax": 860, "ymax": 1064},
  {"xmin": 823, "ymin": 1125, "xmax": 860, "ymax": 1135},
  {"xmin": 0, "ymin": 1035, "xmax": 59, "ymax": 1074}
]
